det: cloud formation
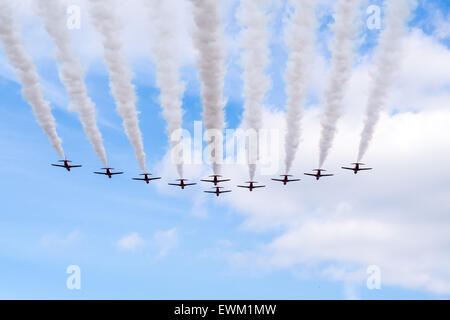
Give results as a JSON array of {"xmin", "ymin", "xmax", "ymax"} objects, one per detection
[
  {"xmin": 212, "ymin": 32, "xmax": 450, "ymax": 295},
  {"xmin": 154, "ymin": 31, "xmax": 450, "ymax": 295},
  {"xmin": 153, "ymin": 228, "xmax": 178, "ymax": 258},
  {"xmin": 117, "ymin": 232, "xmax": 144, "ymax": 252}
]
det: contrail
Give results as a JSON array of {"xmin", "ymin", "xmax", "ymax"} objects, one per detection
[
  {"xmin": 35, "ymin": 0, "xmax": 108, "ymax": 166},
  {"xmin": 88, "ymin": 0, "xmax": 146, "ymax": 172},
  {"xmin": 237, "ymin": 0, "xmax": 271, "ymax": 180},
  {"xmin": 318, "ymin": 0, "xmax": 361, "ymax": 168},
  {"xmin": 283, "ymin": 0, "xmax": 316, "ymax": 174},
  {"xmin": 0, "ymin": 1, "xmax": 64, "ymax": 158},
  {"xmin": 145, "ymin": 0, "xmax": 185, "ymax": 177},
  {"xmin": 189, "ymin": 0, "xmax": 226, "ymax": 175},
  {"xmin": 357, "ymin": 0, "xmax": 414, "ymax": 162}
]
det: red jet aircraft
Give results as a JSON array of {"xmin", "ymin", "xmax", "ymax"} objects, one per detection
[
  {"xmin": 132, "ymin": 173, "xmax": 161, "ymax": 184},
  {"xmin": 168, "ymin": 179, "xmax": 197, "ymax": 189},
  {"xmin": 237, "ymin": 181, "xmax": 265, "ymax": 192},
  {"xmin": 204, "ymin": 186, "xmax": 232, "ymax": 197},
  {"xmin": 271, "ymin": 175, "xmax": 301, "ymax": 185},
  {"xmin": 201, "ymin": 175, "xmax": 230, "ymax": 186},
  {"xmin": 51, "ymin": 160, "xmax": 82, "ymax": 172},
  {"xmin": 304, "ymin": 169, "xmax": 334, "ymax": 181},
  {"xmin": 94, "ymin": 168, "xmax": 124, "ymax": 179},
  {"xmin": 342, "ymin": 163, "xmax": 373, "ymax": 174}
]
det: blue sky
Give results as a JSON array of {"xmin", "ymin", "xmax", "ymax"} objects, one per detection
[{"xmin": 0, "ymin": 0, "xmax": 449, "ymax": 299}]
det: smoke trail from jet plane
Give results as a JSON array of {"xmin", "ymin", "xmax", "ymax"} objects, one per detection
[
  {"xmin": 0, "ymin": 0, "xmax": 64, "ymax": 158},
  {"xmin": 146, "ymin": 0, "xmax": 185, "ymax": 177},
  {"xmin": 189, "ymin": 0, "xmax": 226, "ymax": 175},
  {"xmin": 237, "ymin": 0, "xmax": 271, "ymax": 180},
  {"xmin": 283, "ymin": 0, "xmax": 316, "ymax": 174},
  {"xmin": 88, "ymin": 0, "xmax": 146, "ymax": 172},
  {"xmin": 357, "ymin": 0, "xmax": 414, "ymax": 162},
  {"xmin": 35, "ymin": 0, "xmax": 108, "ymax": 166},
  {"xmin": 318, "ymin": 0, "xmax": 361, "ymax": 168}
]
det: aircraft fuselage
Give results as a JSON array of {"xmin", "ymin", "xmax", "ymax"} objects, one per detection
[{"xmin": 63, "ymin": 161, "xmax": 71, "ymax": 171}]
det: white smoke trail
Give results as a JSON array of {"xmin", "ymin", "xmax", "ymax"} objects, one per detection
[
  {"xmin": 145, "ymin": 0, "xmax": 185, "ymax": 177},
  {"xmin": 318, "ymin": 0, "xmax": 361, "ymax": 168},
  {"xmin": 88, "ymin": 0, "xmax": 146, "ymax": 172},
  {"xmin": 0, "ymin": 1, "xmax": 64, "ymax": 158},
  {"xmin": 237, "ymin": 0, "xmax": 271, "ymax": 181},
  {"xmin": 357, "ymin": 0, "xmax": 414, "ymax": 161},
  {"xmin": 189, "ymin": 0, "xmax": 226, "ymax": 175},
  {"xmin": 283, "ymin": 0, "xmax": 316, "ymax": 174},
  {"xmin": 35, "ymin": 0, "xmax": 108, "ymax": 166}
]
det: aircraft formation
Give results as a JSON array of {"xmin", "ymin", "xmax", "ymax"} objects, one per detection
[
  {"xmin": 1, "ymin": 0, "xmax": 409, "ymax": 195},
  {"xmin": 51, "ymin": 160, "xmax": 372, "ymax": 197}
]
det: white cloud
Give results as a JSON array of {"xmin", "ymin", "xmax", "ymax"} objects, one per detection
[
  {"xmin": 430, "ymin": 10, "xmax": 450, "ymax": 40},
  {"xmin": 40, "ymin": 229, "xmax": 82, "ymax": 248},
  {"xmin": 208, "ymin": 106, "xmax": 450, "ymax": 295},
  {"xmin": 116, "ymin": 229, "xmax": 179, "ymax": 257},
  {"xmin": 153, "ymin": 228, "xmax": 178, "ymax": 258},
  {"xmin": 116, "ymin": 232, "xmax": 144, "ymax": 252},
  {"xmin": 155, "ymin": 30, "xmax": 450, "ymax": 295}
]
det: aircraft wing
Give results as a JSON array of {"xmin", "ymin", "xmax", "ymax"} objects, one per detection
[
  {"xmin": 110, "ymin": 172, "xmax": 124, "ymax": 175},
  {"xmin": 184, "ymin": 183, "xmax": 197, "ymax": 186},
  {"xmin": 51, "ymin": 164, "xmax": 65, "ymax": 168},
  {"xmin": 287, "ymin": 179, "xmax": 301, "ymax": 182},
  {"xmin": 148, "ymin": 177, "xmax": 162, "ymax": 181},
  {"xmin": 304, "ymin": 173, "xmax": 316, "ymax": 177},
  {"xmin": 168, "ymin": 183, "xmax": 182, "ymax": 186},
  {"xmin": 132, "ymin": 178, "xmax": 146, "ymax": 181},
  {"xmin": 237, "ymin": 185, "xmax": 250, "ymax": 188},
  {"xmin": 94, "ymin": 172, "xmax": 108, "ymax": 175},
  {"xmin": 204, "ymin": 191, "xmax": 216, "ymax": 193},
  {"xmin": 68, "ymin": 165, "xmax": 82, "ymax": 168},
  {"xmin": 201, "ymin": 179, "xmax": 230, "ymax": 183},
  {"xmin": 271, "ymin": 178, "xmax": 284, "ymax": 182},
  {"xmin": 218, "ymin": 190, "xmax": 232, "ymax": 194}
]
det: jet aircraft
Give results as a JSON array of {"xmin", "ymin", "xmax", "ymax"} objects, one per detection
[
  {"xmin": 271, "ymin": 175, "xmax": 301, "ymax": 185},
  {"xmin": 304, "ymin": 169, "xmax": 334, "ymax": 181},
  {"xmin": 237, "ymin": 181, "xmax": 266, "ymax": 192},
  {"xmin": 168, "ymin": 179, "xmax": 197, "ymax": 189},
  {"xmin": 94, "ymin": 168, "xmax": 124, "ymax": 179},
  {"xmin": 51, "ymin": 159, "xmax": 82, "ymax": 172},
  {"xmin": 341, "ymin": 163, "xmax": 373, "ymax": 174},
  {"xmin": 132, "ymin": 173, "xmax": 161, "ymax": 184},
  {"xmin": 204, "ymin": 186, "xmax": 232, "ymax": 197},
  {"xmin": 201, "ymin": 175, "xmax": 230, "ymax": 186}
]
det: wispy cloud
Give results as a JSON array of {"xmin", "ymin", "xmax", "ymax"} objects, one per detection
[
  {"xmin": 116, "ymin": 232, "xmax": 145, "ymax": 252},
  {"xmin": 153, "ymin": 228, "xmax": 178, "ymax": 258},
  {"xmin": 116, "ymin": 228, "xmax": 178, "ymax": 258},
  {"xmin": 433, "ymin": 12, "xmax": 450, "ymax": 40},
  {"xmin": 40, "ymin": 229, "xmax": 82, "ymax": 249},
  {"xmin": 155, "ymin": 31, "xmax": 450, "ymax": 295}
]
